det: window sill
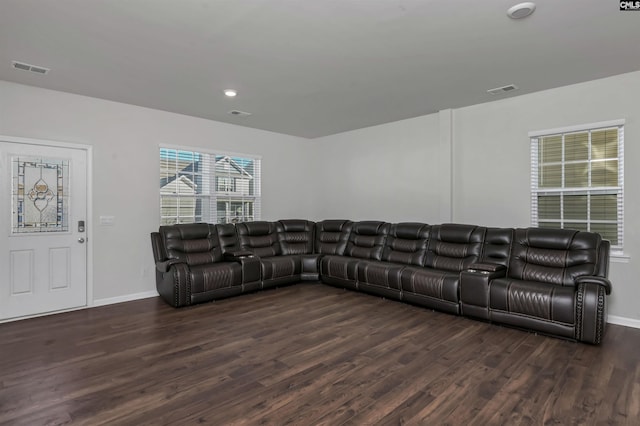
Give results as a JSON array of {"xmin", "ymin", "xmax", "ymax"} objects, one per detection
[{"xmin": 611, "ymin": 252, "xmax": 630, "ymax": 263}]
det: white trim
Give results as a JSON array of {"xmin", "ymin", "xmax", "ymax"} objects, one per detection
[
  {"xmin": 159, "ymin": 143, "xmax": 263, "ymax": 162},
  {"xmin": 0, "ymin": 290, "xmax": 159, "ymax": 324},
  {"xmin": 529, "ymin": 119, "xmax": 625, "ymax": 138},
  {"xmin": 0, "ymin": 134, "xmax": 93, "ymax": 151},
  {"xmin": 92, "ymin": 290, "xmax": 159, "ymax": 307},
  {"xmin": 610, "ymin": 252, "xmax": 630, "ymax": 263},
  {"xmin": 0, "ymin": 305, "xmax": 88, "ymax": 324},
  {"xmin": 86, "ymin": 144, "xmax": 94, "ymax": 309},
  {"xmin": 608, "ymin": 315, "xmax": 640, "ymax": 329}
]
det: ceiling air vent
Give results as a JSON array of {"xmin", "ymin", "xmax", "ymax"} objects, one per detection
[
  {"xmin": 12, "ymin": 61, "xmax": 50, "ymax": 75},
  {"xmin": 487, "ymin": 84, "xmax": 518, "ymax": 95},
  {"xmin": 228, "ymin": 110, "xmax": 252, "ymax": 118}
]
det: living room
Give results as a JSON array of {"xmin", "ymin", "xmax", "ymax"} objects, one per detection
[{"xmin": 1, "ymin": 1, "xmax": 640, "ymax": 424}]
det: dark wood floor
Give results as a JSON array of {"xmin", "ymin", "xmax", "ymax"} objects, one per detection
[{"xmin": 1, "ymin": 283, "xmax": 639, "ymax": 425}]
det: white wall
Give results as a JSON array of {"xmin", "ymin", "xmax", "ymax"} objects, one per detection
[
  {"xmin": 309, "ymin": 112, "xmax": 445, "ymax": 223},
  {"xmin": 3, "ymin": 69, "xmax": 639, "ymax": 324},
  {"xmin": 452, "ymin": 70, "xmax": 640, "ymax": 324},
  {"xmin": 0, "ymin": 81, "xmax": 313, "ymax": 302},
  {"xmin": 309, "ymin": 70, "xmax": 640, "ymax": 323}
]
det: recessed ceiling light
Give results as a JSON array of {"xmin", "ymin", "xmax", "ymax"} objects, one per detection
[
  {"xmin": 224, "ymin": 89, "xmax": 237, "ymax": 97},
  {"xmin": 507, "ymin": 2, "xmax": 536, "ymax": 19}
]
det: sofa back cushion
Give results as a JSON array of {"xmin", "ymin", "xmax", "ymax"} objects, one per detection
[
  {"xmin": 216, "ymin": 223, "xmax": 241, "ymax": 254},
  {"xmin": 236, "ymin": 221, "xmax": 281, "ymax": 257},
  {"xmin": 315, "ymin": 220, "xmax": 353, "ymax": 255},
  {"xmin": 479, "ymin": 227, "xmax": 514, "ymax": 268},
  {"xmin": 425, "ymin": 224, "xmax": 485, "ymax": 272},
  {"xmin": 382, "ymin": 222, "xmax": 430, "ymax": 266},
  {"xmin": 509, "ymin": 228, "xmax": 602, "ymax": 285},
  {"xmin": 159, "ymin": 223, "xmax": 222, "ymax": 265},
  {"xmin": 345, "ymin": 221, "xmax": 390, "ymax": 260},
  {"xmin": 277, "ymin": 220, "xmax": 315, "ymax": 255}
]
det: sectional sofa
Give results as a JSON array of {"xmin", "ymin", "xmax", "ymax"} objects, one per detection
[{"xmin": 150, "ymin": 220, "xmax": 611, "ymax": 344}]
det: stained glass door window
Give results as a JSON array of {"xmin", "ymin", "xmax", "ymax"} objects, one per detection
[{"xmin": 12, "ymin": 156, "xmax": 70, "ymax": 233}]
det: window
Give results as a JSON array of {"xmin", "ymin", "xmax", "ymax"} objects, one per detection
[
  {"xmin": 160, "ymin": 147, "xmax": 261, "ymax": 225},
  {"xmin": 530, "ymin": 120, "xmax": 624, "ymax": 250},
  {"xmin": 216, "ymin": 176, "xmax": 235, "ymax": 192}
]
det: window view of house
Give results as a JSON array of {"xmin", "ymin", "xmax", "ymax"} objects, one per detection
[
  {"xmin": 159, "ymin": 148, "xmax": 260, "ymax": 225},
  {"xmin": 214, "ymin": 155, "xmax": 257, "ymax": 224}
]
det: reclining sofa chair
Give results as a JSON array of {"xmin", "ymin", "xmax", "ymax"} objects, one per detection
[
  {"xmin": 460, "ymin": 228, "xmax": 611, "ymax": 344},
  {"xmin": 236, "ymin": 220, "xmax": 317, "ymax": 289},
  {"xmin": 150, "ymin": 223, "xmax": 260, "ymax": 307}
]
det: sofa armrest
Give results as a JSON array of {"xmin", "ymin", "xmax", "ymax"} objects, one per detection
[
  {"xmin": 155, "ymin": 261, "xmax": 191, "ymax": 307},
  {"xmin": 575, "ymin": 280, "xmax": 608, "ymax": 344},
  {"xmin": 224, "ymin": 250, "xmax": 255, "ymax": 261},
  {"xmin": 460, "ymin": 263, "xmax": 506, "ymax": 320},
  {"xmin": 467, "ymin": 263, "xmax": 506, "ymax": 276},
  {"xmin": 224, "ymin": 251, "xmax": 261, "ymax": 283},
  {"xmin": 576, "ymin": 276, "xmax": 612, "ymax": 295},
  {"xmin": 156, "ymin": 258, "xmax": 185, "ymax": 273}
]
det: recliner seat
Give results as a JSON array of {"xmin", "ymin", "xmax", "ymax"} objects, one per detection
[
  {"xmin": 490, "ymin": 228, "xmax": 609, "ymax": 342},
  {"xmin": 356, "ymin": 222, "xmax": 430, "ymax": 300},
  {"xmin": 400, "ymin": 224, "xmax": 485, "ymax": 314},
  {"xmin": 320, "ymin": 220, "xmax": 390, "ymax": 291}
]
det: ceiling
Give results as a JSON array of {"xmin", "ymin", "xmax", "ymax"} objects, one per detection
[{"xmin": 1, "ymin": 0, "xmax": 640, "ymax": 139}]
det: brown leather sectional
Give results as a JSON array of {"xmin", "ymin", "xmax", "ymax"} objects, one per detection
[{"xmin": 150, "ymin": 220, "xmax": 611, "ymax": 344}]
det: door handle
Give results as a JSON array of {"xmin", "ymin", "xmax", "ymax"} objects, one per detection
[{"xmin": 78, "ymin": 237, "xmax": 85, "ymax": 243}]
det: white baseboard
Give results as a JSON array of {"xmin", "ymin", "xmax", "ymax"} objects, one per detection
[
  {"xmin": 92, "ymin": 290, "xmax": 159, "ymax": 307},
  {"xmin": 1, "ymin": 291, "xmax": 160, "ymax": 324},
  {"xmin": 608, "ymin": 315, "xmax": 640, "ymax": 329}
]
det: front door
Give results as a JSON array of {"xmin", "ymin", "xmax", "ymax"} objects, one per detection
[{"xmin": 0, "ymin": 138, "xmax": 88, "ymax": 321}]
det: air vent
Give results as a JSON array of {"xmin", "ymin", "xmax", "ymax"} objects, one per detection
[
  {"xmin": 487, "ymin": 84, "xmax": 518, "ymax": 95},
  {"xmin": 228, "ymin": 110, "xmax": 252, "ymax": 118},
  {"xmin": 12, "ymin": 61, "xmax": 50, "ymax": 75}
]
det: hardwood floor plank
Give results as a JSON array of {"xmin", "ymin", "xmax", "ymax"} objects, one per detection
[{"xmin": 0, "ymin": 283, "xmax": 638, "ymax": 425}]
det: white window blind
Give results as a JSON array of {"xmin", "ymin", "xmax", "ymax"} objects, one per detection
[
  {"xmin": 530, "ymin": 120, "xmax": 624, "ymax": 250},
  {"xmin": 159, "ymin": 147, "xmax": 261, "ymax": 225}
]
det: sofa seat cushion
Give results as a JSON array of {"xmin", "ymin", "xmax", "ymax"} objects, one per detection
[
  {"xmin": 489, "ymin": 278, "xmax": 575, "ymax": 325},
  {"xmin": 261, "ymin": 255, "xmax": 303, "ymax": 280},
  {"xmin": 189, "ymin": 262, "xmax": 242, "ymax": 293},
  {"xmin": 400, "ymin": 267, "xmax": 460, "ymax": 303},
  {"xmin": 356, "ymin": 260, "xmax": 405, "ymax": 290}
]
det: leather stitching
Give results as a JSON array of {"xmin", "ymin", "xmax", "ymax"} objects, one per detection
[{"xmin": 508, "ymin": 285, "xmax": 551, "ymax": 319}]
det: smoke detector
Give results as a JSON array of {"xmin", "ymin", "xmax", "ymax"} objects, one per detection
[
  {"xmin": 11, "ymin": 60, "xmax": 50, "ymax": 75},
  {"xmin": 507, "ymin": 2, "xmax": 536, "ymax": 19},
  {"xmin": 487, "ymin": 84, "xmax": 519, "ymax": 95}
]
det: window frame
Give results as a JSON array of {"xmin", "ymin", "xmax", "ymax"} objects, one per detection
[
  {"xmin": 529, "ymin": 119, "xmax": 624, "ymax": 253},
  {"xmin": 159, "ymin": 145, "xmax": 261, "ymax": 226}
]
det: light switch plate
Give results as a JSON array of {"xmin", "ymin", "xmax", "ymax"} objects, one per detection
[{"xmin": 99, "ymin": 215, "xmax": 115, "ymax": 226}]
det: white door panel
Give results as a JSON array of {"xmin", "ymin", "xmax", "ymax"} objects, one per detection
[{"xmin": 0, "ymin": 139, "xmax": 88, "ymax": 320}]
